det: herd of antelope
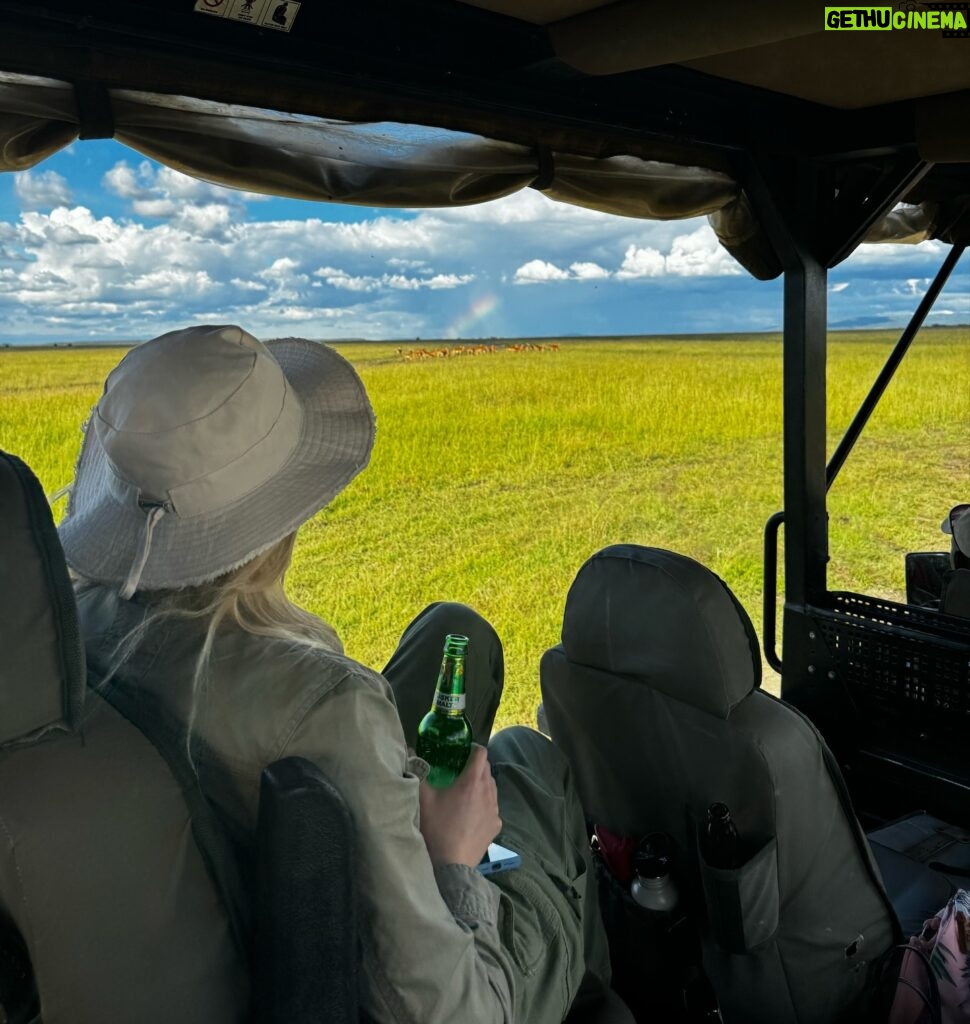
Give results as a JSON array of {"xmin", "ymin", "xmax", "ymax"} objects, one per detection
[{"xmin": 397, "ymin": 342, "xmax": 560, "ymax": 361}]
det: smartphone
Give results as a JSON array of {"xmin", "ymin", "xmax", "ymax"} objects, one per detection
[{"xmin": 477, "ymin": 842, "xmax": 522, "ymax": 876}]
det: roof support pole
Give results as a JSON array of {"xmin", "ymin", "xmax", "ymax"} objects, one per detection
[
  {"xmin": 744, "ymin": 157, "xmax": 830, "ymax": 611},
  {"xmin": 782, "ymin": 251, "xmax": 829, "ymax": 608},
  {"xmin": 759, "ymin": 253, "xmax": 828, "ymax": 671},
  {"xmin": 746, "ymin": 157, "xmax": 844, "ymax": 730}
]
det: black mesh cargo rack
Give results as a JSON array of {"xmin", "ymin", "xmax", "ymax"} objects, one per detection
[{"xmin": 811, "ymin": 592, "xmax": 970, "ymax": 734}]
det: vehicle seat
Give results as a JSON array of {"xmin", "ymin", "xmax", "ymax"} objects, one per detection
[
  {"xmin": 940, "ymin": 567, "xmax": 970, "ymax": 617},
  {"xmin": 0, "ymin": 449, "xmax": 249, "ymax": 1023},
  {"xmin": 540, "ymin": 545, "xmax": 900, "ymax": 1024}
]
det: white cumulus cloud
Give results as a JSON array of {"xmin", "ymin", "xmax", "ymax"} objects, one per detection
[
  {"xmin": 852, "ymin": 239, "xmax": 946, "ymax": 266},
  {"xmin": 316, "ymin": 267, "xmax": 378, "ymax": 292},
  {"xmin": 570, "ymin": 261, "xmax": 611, "ymax": 280},
  {"xmin": 616, "ymin": 226, "xmax": 741, "ymax": 279},
  {"xmin": 14, "ymin": 170, "xmax": 73, "ymax": 210},
  {"xmin": 514, "ymin": 259, "xmax": 570, "ymax": 284},
  {"xmin": 903, "ymin": 277, "xmax": 929, "ymax": 297},
  {"xmin": 173, "ymin": 203, "xmax": 235, "ymax": 237},
  {"xmin": 315, "ymin": 266, "xmax": 474, "ymax": 292},
  {"xmin": 117, "ymin": 268, "xmax": 216, "ymax": 298},
  {"xmin": 103, "ymin": 161, "xmax": 153, "ymax": 199},
  {"xmin": 426, "ymin": 273, "xmax": 475, "ymax": 289},
  {"xmin": 131, "ymin": 198, "xmax": 177, "ymax": 219},
  {"xmin": 103, "ymin": 160, "xmax": 267, "ymax": 220},
  {"xmin": 616, "ymin": 244, "xmax": 665, "ymax": 279},
  {"xmin": 665, "ymin": 225, "xmax": 742, "ymax": 277}
]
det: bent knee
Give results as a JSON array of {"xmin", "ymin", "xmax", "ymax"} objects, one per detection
[
  {"xmin": 490, "ymin": 725, "xmax": 566, "ymax": 777},
  {"xmin": 422, "ymin": 601, "xmax": 501, "ymax": 653}
]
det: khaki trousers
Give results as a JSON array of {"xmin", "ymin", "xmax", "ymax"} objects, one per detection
[{"xmin": 383, "ymin": 603, "xmax": 611, "ymax": 1024}]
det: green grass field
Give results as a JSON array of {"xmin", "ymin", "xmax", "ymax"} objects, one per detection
[{"xmin": 2, "ymin": 330, "xmax": 968, "ymax": 729}]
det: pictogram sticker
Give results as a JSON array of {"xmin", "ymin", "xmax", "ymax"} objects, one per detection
[
  {"xmin": 194, "ymin": 0, "xmax": 228, "ymax": 16},
  {"xmin": 259, "ymin": 0, "xmax": 301, "ymax": 31},
  {"xmin": 194, "ymin": 0, "xmax": 300, "ymax": 30},
  {"xmin": 227, "ymin": 0, "xmax": 269, "ymax": 24}
]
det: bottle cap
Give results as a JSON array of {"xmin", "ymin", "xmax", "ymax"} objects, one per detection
[
  {"xmin": 708, "ymin": 802, "xmax": 731, "ymax": 822},
  {"xmin": 633, "ymin": 832, "xmax": 671, "ymax": 880}
]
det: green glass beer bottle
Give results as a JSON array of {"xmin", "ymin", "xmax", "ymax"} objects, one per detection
[{"xmin": 415, "ymin": 633, "xmax": 473, "ymax": 788}]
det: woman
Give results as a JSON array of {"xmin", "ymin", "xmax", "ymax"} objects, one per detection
[{"xmin": 59, "ymin": 324, "xmax": 611, "ymax": 1024}]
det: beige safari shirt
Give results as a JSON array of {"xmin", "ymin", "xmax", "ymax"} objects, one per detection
[{"xmin": 77, "ymin": 584, "xmax": 516, "ymax": 1024}]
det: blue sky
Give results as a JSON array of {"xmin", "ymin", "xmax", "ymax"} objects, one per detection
[{"xmin": 0, "ymin": 139, "xmax": 966, "ymax": 344}]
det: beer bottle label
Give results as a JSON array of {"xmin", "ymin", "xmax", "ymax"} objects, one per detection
[{"xmin": 433, "ymin": 691, "xmax": 466, "ymax": 713}]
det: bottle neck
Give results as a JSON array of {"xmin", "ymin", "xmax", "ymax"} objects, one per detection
[
  {"xmin": 431, "ymin": 654, "xmax": 466, "ymax": 716},
  {"xmin": 631, "ymin": 872, "xmax": 678, "ymax": 912},
  {"xmin": 635, "ymin": 874, "xmax": 669, "ymax": 889}
]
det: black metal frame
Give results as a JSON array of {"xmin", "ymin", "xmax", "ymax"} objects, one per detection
[
  {"xmin": 763, "ymin": 243, "xmax": 967, "ymax": 672},
  {"xmin": 749, "ymin": 155, "xmax": 969, "ymax": 819}
]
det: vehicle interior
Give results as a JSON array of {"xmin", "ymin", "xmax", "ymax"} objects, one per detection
[{"xmin": 0, "ymin": 1, "xmax": 967, "ymax": 1022}]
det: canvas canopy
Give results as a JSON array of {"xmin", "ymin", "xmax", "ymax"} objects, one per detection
[{"xmin": 0, "ymin": 71, "xmax": 946, "ymax": 280}]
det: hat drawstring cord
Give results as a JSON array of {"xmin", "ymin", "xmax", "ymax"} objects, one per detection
[
  {"xmin": 48, "ymin": 482, "xmax": 73, "ymax": 504},
  {"xmin": 120, "ymin": 504, "xmax": 167, "ymax": 600}
]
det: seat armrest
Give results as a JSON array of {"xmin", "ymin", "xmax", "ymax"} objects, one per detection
[
  {"xmin": 0, "ymin": 908, "xmax": 38, "ymax": 1024},
  {"xmin": 565, "ymin": 986, "xmax": 636, "ymax": 1024},
  {"xmin": 254, "ymin": 757, "xmax": 359, "ymax": 1024}
]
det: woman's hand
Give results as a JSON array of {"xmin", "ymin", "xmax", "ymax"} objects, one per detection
[{"xmin": 418, "ymin": 744, "xmax": 502, "ymax": 868}]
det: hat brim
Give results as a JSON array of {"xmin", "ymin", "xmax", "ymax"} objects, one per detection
[{"xmin": 59, "ymin": 338, "xmax": 375, "ymax": 590}]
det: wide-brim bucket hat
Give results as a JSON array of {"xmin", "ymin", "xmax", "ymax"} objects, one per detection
[{"xmin": 58, "ymin": 325, "xmax": 375, "ymax": 597}]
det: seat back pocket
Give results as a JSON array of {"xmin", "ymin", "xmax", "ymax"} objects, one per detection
[{"xmin": 699, "ymin": 836, "xmax": 780, "ymax": 954}]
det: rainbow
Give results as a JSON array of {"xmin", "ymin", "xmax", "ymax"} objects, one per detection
[{"xmin": 445, "ymin": 293, "xmax": 500, "ymax": 340}]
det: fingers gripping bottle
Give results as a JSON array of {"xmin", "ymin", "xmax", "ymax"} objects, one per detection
[{"xmin": 415, "ymin": 634, "xmax": 473, "ymax": 788}]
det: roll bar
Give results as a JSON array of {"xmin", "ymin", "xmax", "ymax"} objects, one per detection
[{"xmin": 762, "ymin": 242, "xmax": 966, "ymax": 672}]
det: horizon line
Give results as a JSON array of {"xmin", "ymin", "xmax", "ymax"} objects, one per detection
[{"xmin": 2, "ymin": 322, "xmax": 968, "ymax": 351}]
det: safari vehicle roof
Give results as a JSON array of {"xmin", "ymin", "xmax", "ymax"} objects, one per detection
[{"xmin": 0, "ymin": 0, "xmax": 967, "ymax": 274}]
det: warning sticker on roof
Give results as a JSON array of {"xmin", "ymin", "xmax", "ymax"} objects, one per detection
[
  {"xmin": 194, "ymin": 0, "xmax": 301, "ymax": 31},
  {"xmin": 193, "ymin": 0, "xmax": 229, "ymax": 15},
  {"xmin": 227, "ymin": 0, "xmax": 268, "ymax": 24},
  {"xmin": 260, "ymin": 1, "xmax": 300, "ymax": 30}
]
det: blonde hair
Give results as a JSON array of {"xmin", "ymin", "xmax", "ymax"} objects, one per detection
[
  {"xmin": 176, "ymin": 531, "xmax": 342, "ymax": 662},
  {"xmin": 82, "ymin": 531, "xmax": 341, "ymax": 765}
]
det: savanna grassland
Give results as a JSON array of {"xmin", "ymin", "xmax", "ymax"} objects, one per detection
[{"xmin": 2, "ymin": 330, "xmax": 968, "ymax": 728}]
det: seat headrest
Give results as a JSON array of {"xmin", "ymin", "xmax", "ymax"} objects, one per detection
[
  {"xmin": 561, "ymin": 545, "xmax": 761, "ymax": 718},
  {"xmin": 0, "ymin": 451, "xmax": 84, "ymax": 748}
]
